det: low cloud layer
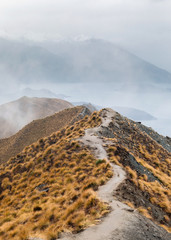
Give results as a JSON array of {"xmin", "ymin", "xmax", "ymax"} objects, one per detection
[{"xmin": 0, "ymin": 0, "xmax": 171, "ymax": 71}]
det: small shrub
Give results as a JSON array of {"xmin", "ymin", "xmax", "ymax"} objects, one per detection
[{"xmin": 96, "ymin": 159, "xmax": 105, "ymax": 166}]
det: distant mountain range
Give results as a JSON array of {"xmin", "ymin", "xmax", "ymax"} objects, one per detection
[
  {"xmin": 40, "ymin": 39, "xmax": 171, "ymax": 87},
  {"xmin": 0, "ymin": 38, "xmax": 171, "ymax": 89},
  {"xmin": 0, "ymin": 37, "xmax": 170, "ymax": 136}
]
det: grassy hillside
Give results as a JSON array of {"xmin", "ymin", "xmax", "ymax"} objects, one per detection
[
  {"xmin": 0, "ymin": 96, "xmax": 73, "ymax": 139},
  {"xmin": 0, "ymin": 109, "xmax": 170, "ymax": 239},
  {"xmin": 0, "ymin": 112, "xmax": 113, "ymax": 240},
  {"xmin": 0, "ymin": 106, "xmax": 90, "ymax": 164},
  {"xmin": 103, "ymin": 112, "xmax": 171, "ymax": 232}
]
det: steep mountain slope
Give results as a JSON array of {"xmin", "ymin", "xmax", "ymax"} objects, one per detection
[
  {"xmin": 0, "ymin": 109, "xmax": 170, "ymax": 239},
  {"xmin": 40, "ymin": 39, "xmax": 171, "ymax": 86},
  {"xmin": 1, "ymin": 38, "xmax": 171, "ymax": 87},
  {"xmin": 0, "ymin": 106, "xmax": 91, "ymax": 164},
  {"xmin": 0, "ymin": 96, "xmax": 73, "ymax": 138}
]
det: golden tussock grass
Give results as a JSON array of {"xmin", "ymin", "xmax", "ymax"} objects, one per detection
[
  {"xmin": 137, "ymin": 207, "xmax": 152, "ymax": 220},
  {"xmin": 0, "ymin": 111, "xmax": 112, "ymax": 240},
  {"xmin": 106, "ymin": 125, "xmax": 171, "ymax": 232}
]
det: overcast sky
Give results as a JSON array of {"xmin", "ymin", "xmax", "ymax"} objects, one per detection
[{"xmin": 0, "ymin": 0, "xmax": 170, "ymax": 71}]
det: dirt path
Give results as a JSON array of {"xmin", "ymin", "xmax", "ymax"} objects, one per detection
[{"xmin": 61, "ymin": 109, "xmax": 132, "ymax": 240}]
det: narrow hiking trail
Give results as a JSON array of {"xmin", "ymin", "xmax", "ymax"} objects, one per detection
[
  {"xmin": 61, "ymin": 109, "xmax": 132, "ymax": 240},
  {"xmin": 29, "ymin": 108, "xmax": 171, "ymax": 240}
]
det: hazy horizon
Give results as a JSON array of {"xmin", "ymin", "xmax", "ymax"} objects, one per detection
[
  {"xmin": 0, "ymin": 0, "xmax": 170, "ymax": 136},
  {"xmin": 0, "ymin": 0, "xmax": 171, "ymax": 72}
]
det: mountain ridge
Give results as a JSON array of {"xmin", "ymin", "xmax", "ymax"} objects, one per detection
[
  {"xmin": 0, "ymin": 108, "xmax": 170, "ymax": 239},
  {"xmin": 0, "ymin": 96, "xmax": 73, "ymax": 138},
  {"xmin": 0, "ymin": 37, "xmax": 171, "ymax": 86},
  {"xmin": 0, "ymin": 106, "xmax": 91, "ymax": 164}
]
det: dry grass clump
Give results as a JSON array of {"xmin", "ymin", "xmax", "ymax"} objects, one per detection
[
  {"xmin": 123, "ymin": 201, "xmax": 134, "ymax": 209},
  {"xmin": 125, "ymin": 166, "xmax": 138, "ymax": 186},
  {"xmin": 137, "ymin": 207, "xmax": 152, "ymax": 220},
  {"xmin": 0, "ymin": 112, "xmax": 112, "ymax": 239}
]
